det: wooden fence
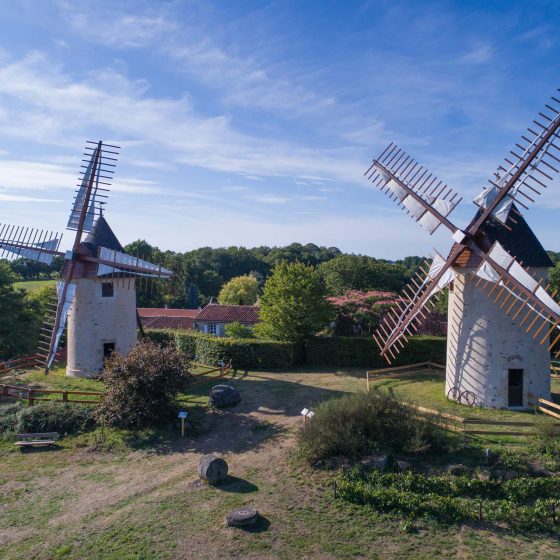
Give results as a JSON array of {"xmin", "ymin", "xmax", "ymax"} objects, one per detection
[
  {"xmin": 0, "ymin": 383, "xmax": 102, "ymax": 405},
  {"xmin": 0, "ymin": 351, "xmax": 66, "ymax": 376},
  {"xmin": 535, "ymin": 397, "xmax": 560, "ymax": 421},
  {"xmin": 188, "ymin": 360, "xmax": 233, "ymax": 388},
  {"xmin": 0, "ymin": 360, "xmax": 234, "ymax": 406},
  {"xmin": 405, "ymin": 403, "xmax": 560, "ymax": 438}
]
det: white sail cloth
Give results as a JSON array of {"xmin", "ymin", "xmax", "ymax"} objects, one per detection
[
  {"xmin": 0, "ymin": 238, "xmax": 59, "ymax": 265},
  {"xmin": 47, "ymin": 281, "xmax": 76, "ymax": 368},
  {"xmin": 383, "ymin": 175, "xmax": 454, "ymax": 234},
  {"xmin": 97, "ymin": 247, "xmax": 172, "ymax": 278},
  {"xmin": 68, "ymin": 148, "xmax": 100, "ymax": 232},
  {"xmin": 475, "ymin": 241, "xmax": 560, "ymax": 322}
]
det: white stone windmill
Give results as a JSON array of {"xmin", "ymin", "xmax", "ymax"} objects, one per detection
[
  {"xmin": 367, "ymin": 91, "xmax": 560, "ymax": 409},
  {"xmin": 0, "ymin": 141, "xmax": 172, "ymax": 377}
]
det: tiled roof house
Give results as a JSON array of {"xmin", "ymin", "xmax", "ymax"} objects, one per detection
[{"xmin": 138, "ymin": 303, "xmax": 260, "ymax": 336}]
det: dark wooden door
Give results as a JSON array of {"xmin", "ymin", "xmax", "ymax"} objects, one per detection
[{"xmin": 508, "ymin": 369, "xmax": 523, "ymax": 407}]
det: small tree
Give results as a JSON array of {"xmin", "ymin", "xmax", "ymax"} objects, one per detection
[
  {"xmin": 255, "ymin": 261, "xmax": 333, "ymax": 341},
  {"xmin": 224, "ymin": 321, "xmax": 254, "ymax": 339},
  {"xmin": 218, "ymin": 275, "xmax": 259, "ymax": 305},
  {"xmin": 96, "ymin": 339, "xmax": 191, "ymax": 429}
]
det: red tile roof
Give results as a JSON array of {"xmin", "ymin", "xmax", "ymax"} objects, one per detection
[
  {"xmin": 194, "ymin": 304, "xmax": 260, "ymax": 324},
  {"xmin": 138, "ymin": 308, "xmax": 199, "ymax": 318},
  {"xmin": 141, "ymin": 316, "xmax": 194, "ymax": 330}
]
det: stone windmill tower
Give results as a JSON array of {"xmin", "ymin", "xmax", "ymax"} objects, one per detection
[
  {"xmin": 0, "ymin": 141, "xmax": 172, "ymax": 377},
  {"xmin": 366, "ymin": 91, "xmax": 560, "ymax": 409}
]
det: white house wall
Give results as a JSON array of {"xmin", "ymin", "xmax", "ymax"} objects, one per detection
[
  {"xmin": 66, "ymin": 278, "xmax": 137, "ymax": 377},
  {"xmin": 446, "ymin": 267, "xmax": 551, "ymax": 409}
]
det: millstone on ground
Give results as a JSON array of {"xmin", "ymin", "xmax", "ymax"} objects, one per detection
[
  {"xmin": 226, "ymin": 507, "xmax": 259, "ymax": 527},
  {"xmin": 198, "ymin": 454, "xmax": 228, "ymax": 484},
  {"xmin": 209, "ymin": 384, "xmax": 241, "ymax": 408}
]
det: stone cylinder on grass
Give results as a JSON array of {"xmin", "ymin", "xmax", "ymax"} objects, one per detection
[
  {"xmin": 198, "ymin": 454, "xmax": 228, "ymax": 484},
  {"xmin": 226, "ymin": 507, "xmax": 259, "ymax": 527}
]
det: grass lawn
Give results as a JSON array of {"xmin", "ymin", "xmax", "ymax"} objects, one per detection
[
  {"xmin": 13, "ymin": 279, "xmax": 56, "ymax": 293},
  {"xmin": 1, "ymin": 367, "xmax": 560, "ymax": 559}
]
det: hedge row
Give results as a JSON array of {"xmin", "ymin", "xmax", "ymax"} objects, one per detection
[
  {"xmin": 145, "ymin": 330, "xmax": 295, "ymax": 370},
  {"xmin": 306, "ymin": 335, "xmax": 446, "ymax": 368},
  {"xmin": 144, "ymin": 329, "xmax": 446, "ymax": 370}
]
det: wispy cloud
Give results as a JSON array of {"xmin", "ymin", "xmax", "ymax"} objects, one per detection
[{"xmin": 461, "ymin": 43, "xmax": 494, "ymax": 64}]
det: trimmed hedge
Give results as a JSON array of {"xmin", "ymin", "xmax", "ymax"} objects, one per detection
[
  {"xmin": 305, "ymin": 335, "xmax": 446, "ymax": 368},
  {"xmin": 144, "ymin": 329, "xmax": 446, "ymax": 370},
  {"xmin": 146, "ymin": 329, "xmax": 296, "ymax": 370}
]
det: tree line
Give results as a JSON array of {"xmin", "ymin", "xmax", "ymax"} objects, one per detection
[{"xmin": 122, "ymin": 240, "xmax": 424, "ymax": 308}]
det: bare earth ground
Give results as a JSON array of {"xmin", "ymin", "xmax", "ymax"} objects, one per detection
[{"xmin": 1, "ymin": 369, "xmax": 560, "ymax": 560}]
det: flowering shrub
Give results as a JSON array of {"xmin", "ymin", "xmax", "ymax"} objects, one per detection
[{"xmin": 327, "ymin": 290, "xmax": 399, "ymax": 336}]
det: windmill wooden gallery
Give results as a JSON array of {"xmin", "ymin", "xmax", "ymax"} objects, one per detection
[{"xmin": 1, "ymin": 92, "xmax": 560, "ymax": 413}]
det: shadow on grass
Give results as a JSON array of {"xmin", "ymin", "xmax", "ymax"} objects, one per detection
[
  {"xmin": 214, "ymin": 475, "xmax": 258, "ymax": 493},
  {"xmin": 233, "ymin": 515, "xmax": 271, "ymax": 533},
  {"xmin": 19, "ymin": 443, "xmax": 63, "ymax": 453}
]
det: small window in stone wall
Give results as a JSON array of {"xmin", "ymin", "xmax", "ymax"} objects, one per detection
[
  {"xmin": 208, "ymin": 324, "xmax": 217, "ymax": 335},
  {"xmin": 103, "ymin": 342, "xmax": 115, "ymax": 359},
  {"xmin": 102, "ymin": 282, "xmax": 114, "ymax": 298}
]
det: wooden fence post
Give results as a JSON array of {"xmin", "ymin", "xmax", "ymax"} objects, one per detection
[
  {"xmin": 63, "ymin": 391, "xmax": 68, "ymax": 403},
  {"xmin": 28, "ymin": 389, "xmax": 34, "ymax": 406}
]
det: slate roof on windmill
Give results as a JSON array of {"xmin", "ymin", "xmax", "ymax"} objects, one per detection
[
  {"xmin": 82, "ymin": 215, "xmax": 124, "ymax": 256},
  {"xmin": 450, "ymin": 206, "xmax": 553, "ymax": 269}
]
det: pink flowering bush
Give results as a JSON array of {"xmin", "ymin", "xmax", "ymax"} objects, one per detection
[{"xmin": 326, "ymin": 290, "xmax": 399, "ymax": 336}]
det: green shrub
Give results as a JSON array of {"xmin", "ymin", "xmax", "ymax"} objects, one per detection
[
  {"xmin": 224, "ymin": 322, "xmax": 255, "ymax": 339},
  {"xmin": 0, "ymin": 402, "xmax": 25, "ymax": 434},
  {"xmin": 96, "ymin": 339, "xmax": 191, "ymax": 429},
  {"xmin": 8, "ymin": 401, "xmax": 95, "ymax": 435},
  {"xmin": 306, "ymin": 335, "xmax": 446, "ymax": 367},
  {"xmin": 143, "ymin": 329, "xmax": 176, "ymax": 346},
  {"xmin": 298, "ymin": 389, "xmax": 447, "ymax": 462}
]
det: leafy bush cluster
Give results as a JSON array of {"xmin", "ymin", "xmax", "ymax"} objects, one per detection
[
  {"xmin": 338, "ymin": 469, "xmax": 560, "ymax": 531},
  {"xmin": 224, "ymin": 321, "xmax": 254, "ymax": 339},
  {"xmin": 145, "ymin": 329, "xmax": 446, "ymax": 369},
  {"xmin": 96, "ymin": 339, "xmax": 191, "ymax": 429},
  {"xmin": 306, "ymin": 335, "xmax": 446, "ymax": 367},
  {"xmin": 298, "ymin": 390, "xmax": 448, "ymax": 462},
  {"xmin": 326, "ymin": 290, "xmax": 399, "ymax": 336},
  {"xmin": 0, "ymin": 401, "xmax": 95, "ymax": 435}
]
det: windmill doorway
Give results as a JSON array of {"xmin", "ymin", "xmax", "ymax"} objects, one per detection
[{"xmin": 508, "ymin": 369, "xmax": 524, "ymax": 407}]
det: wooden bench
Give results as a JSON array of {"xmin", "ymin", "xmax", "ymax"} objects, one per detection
[{"xmin": 14, "ymin": 432, "xmax": 60, "ymax": 448}]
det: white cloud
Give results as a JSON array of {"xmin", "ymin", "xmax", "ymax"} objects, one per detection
[
  {"xmin": 253, "ymin": 195, "xmax": 290, "ymax": 205},
  {"xmin": 461, "ymin": 43, "xmax": 493, "ymax": 64},
  {"xmin": 0, "ymin": 52, "xmax": 366, "ymax": 184}
]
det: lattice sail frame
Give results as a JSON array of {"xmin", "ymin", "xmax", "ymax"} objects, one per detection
[{"xmin": 367, "ymin": 90, "xmax": 560, "ymax": 363}]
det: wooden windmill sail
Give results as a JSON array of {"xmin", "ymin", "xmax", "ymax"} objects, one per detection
[
  {"xmin": 0, "ymin": 141, "xmax": 172, "ymax": 376},
  {"xmin": 366, "ymin": 91, "xmax": 560, "ymax": 408}
]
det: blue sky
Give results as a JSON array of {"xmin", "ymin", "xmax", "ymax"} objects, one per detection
[{"xmin": 0, "ymin": 0, "xmax": 558, "ymax": 258}]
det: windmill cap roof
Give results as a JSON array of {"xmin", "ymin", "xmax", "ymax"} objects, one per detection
[
  {"xmin": 82, "ymin": 215, "xmax": 124, "ymax": 255},
  {"xmin": 451, "ymin": 206, "xmax": 553, "ymax": 268}
]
